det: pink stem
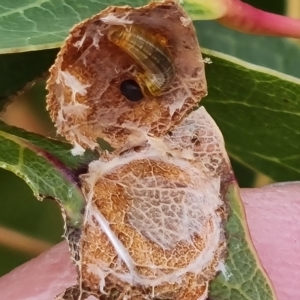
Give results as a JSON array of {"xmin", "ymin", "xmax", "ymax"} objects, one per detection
[{"xmin": 218, "ymin": 0, "xmax": 300, "ymax": 39}]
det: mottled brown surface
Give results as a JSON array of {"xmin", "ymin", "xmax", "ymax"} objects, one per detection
[
  {"xmin": 77, "ymin": 109, "xmax": 230, "ymax": 298},
  {"xmin": 46, "ymin": 1, "xmax": 230, "ymax": 300},
  {"xmin": 46, "ymin": 0, "xmax": 207, "ymax": 151}
]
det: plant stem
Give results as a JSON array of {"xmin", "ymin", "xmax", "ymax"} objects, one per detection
[{"xmin": 218, "ymin": 0, "xmax": 300, "ymax": 38}]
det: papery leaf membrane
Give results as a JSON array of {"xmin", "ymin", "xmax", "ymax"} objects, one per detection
[{"xmin": 0, "ymin": 2, "xmax": 293, "ymax": 298}]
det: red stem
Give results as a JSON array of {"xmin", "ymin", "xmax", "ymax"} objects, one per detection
[{"xmin": 218, "ymin": 0, "xmax": 300, "ymax": 39}]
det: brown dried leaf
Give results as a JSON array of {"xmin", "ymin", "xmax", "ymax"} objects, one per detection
[{"xmin": 46, "ymin": 0, "xmax": 207, "ymax": 152}]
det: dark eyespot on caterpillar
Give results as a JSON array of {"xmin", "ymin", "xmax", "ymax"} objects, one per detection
[
  {"xmin": 107, "ymin": 25, "xmax": 175, "ymax": 97},
  {"xmin": 120, "ymin": 79, "xmax": 144, "ymax": 102}
]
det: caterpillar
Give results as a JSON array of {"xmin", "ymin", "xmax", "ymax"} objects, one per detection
[{"xmin": 107, "ymin": 25, "xmax": 175, "ymax": 97}]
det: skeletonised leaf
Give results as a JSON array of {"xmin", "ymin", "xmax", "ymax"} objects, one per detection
[
  {"xmin": 0, "ymin": 1, "xmax": 280, "ymax": 298},
  {"xmin": 0, "ymin": 101, "xmax": 277, "ymax": 300}
]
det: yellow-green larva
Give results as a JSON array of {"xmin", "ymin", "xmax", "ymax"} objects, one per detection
[{"xmin": 107, "ymin": 25, "xmax": 175, "ymax": 97}]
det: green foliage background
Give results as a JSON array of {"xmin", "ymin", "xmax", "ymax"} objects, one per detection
[{"xmin": 0, "ymin": 0, "xmax": 295, "ymax": 279}]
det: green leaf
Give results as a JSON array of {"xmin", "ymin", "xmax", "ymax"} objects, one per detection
[
  {"xmin": 0, "ymin": 0, "xmax": 291, "ymax": 54},
  {"xmin": 182, "ymin": 0, "xmax": 285, "ymax": 21},
  {"xmin": 181, "ymin": 0, "xmax": 228, "ymax": 20},
  {"xmin": 0, "ymin": 0, "xmax": 149, "ymax": 53},
  {"xmin": 209, "ymin": 182, "xmax": 276, "ymax": 300},
  {"xmin": 201, "ymin": 48, "xmax": 300, "ymax": 182},
  {"xmin": 196, "ymin": 21, "xmax": 300, "ymax": 78},
  {"xmin": 0, "ymin": 122, "xmax": 98, "ymax": 170},
  {"xmin": 0, "ymin": 122, "xmax": 98, "ymax": 227}
]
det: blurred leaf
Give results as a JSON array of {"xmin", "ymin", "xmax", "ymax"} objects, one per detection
[
  {"xmin": 209, "ymin": 183, "xmax": 276, "ymax": 300},
  {"xmin": 244, "ymin": 0, "xmax": 285, "ymax": 14},
  {"xmin": 0, "ymin": 245, "xmax": 32, "ymax": 276},
  {"xmin": 0, "ymin": 168, "xmax": 64, "ymax": 276},
  {"xmin": 197, "ymin": 21, "xmax": 300, "ymax": 78},
  {"xmin": 25, "ymin": 81, "xmax": 57, "ymax": 131},
  {"xmin": 0, "ymin": 122, "xmax": 98, "ymax": 227},
  {"xmin": 0, "ymin": 169, "xmax": 62, "ymax": 240},
  {"xmin": 230, "ymin": 158, "xmax": 256, "ymax": 187},
  {"xmin": 0, "ymin": 49, "xmax": 58, "ymax": 111},
  {"xmin": 202, "ymin": 49, "xmax": 300, "ymax": 182}
]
